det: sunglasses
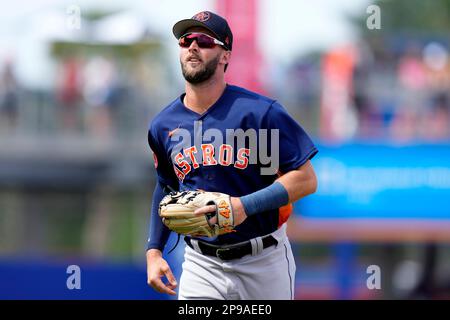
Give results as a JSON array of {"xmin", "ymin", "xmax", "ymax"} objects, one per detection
[{"xmin": 178, "ymin": 32, "xmax": 227, "ymax": 49}]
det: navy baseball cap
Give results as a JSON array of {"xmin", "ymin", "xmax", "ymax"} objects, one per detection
[{"xmin": 172, "ymin": 11, "xmax": 233, "ymax": 51}]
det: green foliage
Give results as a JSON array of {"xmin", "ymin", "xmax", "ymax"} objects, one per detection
[
  {"xmin": 106, "ymin": 192, "xmax": 136, "ymax": 260},
  {"xmin": 82, "ymin": 9, "xmax": 124, "ymax": 22}
]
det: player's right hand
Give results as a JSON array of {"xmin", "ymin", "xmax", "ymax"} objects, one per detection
[{"xmin": 146, "ymin": 249, "xmax": 178, "ymax": 295}]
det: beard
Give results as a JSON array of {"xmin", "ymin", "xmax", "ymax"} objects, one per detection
[{"xmin": 181, "ymin": 54, "xmax": 220, "ymax": 84}]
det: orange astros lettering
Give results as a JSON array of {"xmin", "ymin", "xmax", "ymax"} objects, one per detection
[{"xmin": 172, "ymin": 144, "xmax": 251, "ymax": 181}]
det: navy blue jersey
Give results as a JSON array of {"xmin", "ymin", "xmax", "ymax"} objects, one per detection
[{"xmin": 148, "ymin": 84, "xmax": 317, "ymax": 246}]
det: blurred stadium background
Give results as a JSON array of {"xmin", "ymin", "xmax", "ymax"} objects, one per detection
[{"xmin": 1, "ymin": 0, "xmax": 450, "ymax": 299}]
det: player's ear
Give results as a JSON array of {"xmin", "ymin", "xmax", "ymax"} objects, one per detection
[{"xmin": 221, "ymin": 50, "xmax": 231, "ymax": 66}]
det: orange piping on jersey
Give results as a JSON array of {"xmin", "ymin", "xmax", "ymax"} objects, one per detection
[
  {"xmin": 278, "ymin": 203, "xmax": 293, "ymax": 227},
  {"xmin": 168, "ymin": 128, "xmax": 179, "ymax": 137},
  {"xmin": 275, "ymin": 170, "xmax": 292, "ymax": 227}
]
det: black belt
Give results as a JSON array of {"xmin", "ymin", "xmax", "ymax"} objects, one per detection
[{"xmin": 184, "ymin": 235, "xmax": 278, "ymax": 261}]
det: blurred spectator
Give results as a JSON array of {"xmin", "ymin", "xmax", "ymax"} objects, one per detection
[
  {"xmin": 421, "ymin": 92, "xmax": 450, "ymax": 141},
  {"xmin": 55, "ymin": 57, "xmax": 83, "ymax": 133},
  {"xmin": 0, "ymin": 60, "xmax": 19, "ymax": 135},
  {"xmin": 82, "ymin": 56, "xmax": 118, "ymax": 139},
  {"xmin": 344, "ymin": 39, "xmax": 450, "ymax": 142}
]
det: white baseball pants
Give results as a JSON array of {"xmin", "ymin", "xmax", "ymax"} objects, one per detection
[{"xmin": 178, "ymin": 223, "xmax": 296, "ymax": 300}]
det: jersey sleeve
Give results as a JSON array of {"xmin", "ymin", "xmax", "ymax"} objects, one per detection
[
  {"xmin": 148, "ymin": 123, "xmax": 179, "ymax": 191},
  {"xmin": 262, "ymin": 101, "xmax": 318, "ymax": 173},
  {"xmin": 147, "ymin": 181, "xmax": 172, "ymax": 251},
  {"xmin": 146, "ymin": 123, "xmax": 177, "ymax": 252}
]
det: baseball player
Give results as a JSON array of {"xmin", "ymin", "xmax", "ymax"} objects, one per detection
[{"xmin": 146, "ymin": 11, "xmax": 318, "ymax": 300}]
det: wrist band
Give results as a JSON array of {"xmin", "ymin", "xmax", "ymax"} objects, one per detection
[{"xmin": 240, "ymin": 182, "xmax": 289, "ymax": 216}]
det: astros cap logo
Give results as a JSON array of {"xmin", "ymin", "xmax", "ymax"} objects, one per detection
[{"xmin": 192, "ymin": 11, "xmax": 210, "ymax": 22}]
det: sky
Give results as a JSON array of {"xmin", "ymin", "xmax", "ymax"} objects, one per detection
[{"xmin": 0, "ymin": 0, "xmax": 371, "ymax": 88}]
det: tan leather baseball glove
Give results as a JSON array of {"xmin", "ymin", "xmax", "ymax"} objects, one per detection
[{"xmin": 159, "ymin": 190, "xmax": 235, "ymax": 237}]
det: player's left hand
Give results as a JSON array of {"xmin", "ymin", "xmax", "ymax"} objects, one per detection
[{"xmin": 194, "ymin": 197, "xmax": 247, "ymax": 226}]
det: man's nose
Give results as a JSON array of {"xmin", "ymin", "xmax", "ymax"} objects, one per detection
[{"xmin": 188, "ymin": 40, "xmax": 199, "ymax": 51}]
